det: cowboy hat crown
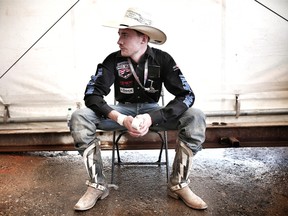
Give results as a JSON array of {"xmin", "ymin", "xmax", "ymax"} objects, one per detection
[{"xmin": 103, "ymin": 8, "xmax": 167, "ymax": 45}]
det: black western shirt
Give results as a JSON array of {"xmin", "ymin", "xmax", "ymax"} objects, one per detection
[{"xmin": 84, "ymin": 46, "xmax": 195, "ymax": 126}]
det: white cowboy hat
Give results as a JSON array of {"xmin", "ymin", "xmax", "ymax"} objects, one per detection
[{"xmin": 103, "ymin": 8, "xmax": 167, "ymax": 45}]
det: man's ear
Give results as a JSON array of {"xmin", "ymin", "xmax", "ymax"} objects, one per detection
[{"xmin": 143, "ymin": 35, "xmax": 150, "ymax": 43}]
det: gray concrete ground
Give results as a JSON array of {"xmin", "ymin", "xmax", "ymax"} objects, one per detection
[{"xmin": 0, "ymin": 147, "xmax": 287, "ymax": 216}]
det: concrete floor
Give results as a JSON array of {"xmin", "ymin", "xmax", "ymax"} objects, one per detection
[{"xmin": 0, "ymin": 147, "xmax": 287, "ymax": 216}]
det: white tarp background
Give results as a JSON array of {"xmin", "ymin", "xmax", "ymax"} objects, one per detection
[{"xmin": 0, "ymin": 0, "xmax": 287, "ymax": 124}]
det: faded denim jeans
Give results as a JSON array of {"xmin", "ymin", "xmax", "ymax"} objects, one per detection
[{"xmin": 70, "ymin": 102, "xmax": 206, "ymax": 155}]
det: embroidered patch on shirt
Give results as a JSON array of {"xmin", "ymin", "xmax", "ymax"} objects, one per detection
[
  {"xmin": 120, "ymin": 87, "xmax": 134, "ymax": 94},
  {"xmin": 117, "ymin": 61, "xmax": 132, "ymax": 79},
  {"xmin": 120, "ymin": 80, "xmax": 134, "ymax": 87}
]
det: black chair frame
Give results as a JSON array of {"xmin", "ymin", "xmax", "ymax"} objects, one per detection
[{"xmin": 111, "ymin": 129, "xmax": 169, "ymax": 184}]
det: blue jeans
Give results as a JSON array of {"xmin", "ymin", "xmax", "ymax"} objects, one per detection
[{"xmin": 70, "ymin": 102, "xmax": 206, "ymax": 155}]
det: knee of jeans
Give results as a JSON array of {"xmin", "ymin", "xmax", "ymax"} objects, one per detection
[
  {"xmin": 71, "ymin": 108, "xmax": 97, "ymax": 130},
  {"xmin": 71, "ymin": 128, "xmax": 95, "ymax": 144},
  {"xmin": 180, "ymin": 108, "xmax": 206, "ymax": 127},
  {"xmin": 71, "ymin": 108, "xmax": 84, "ymax": 123},
  {"xmin": 190, "ymin": 108, "xmax": 206, "ymax": 121}
]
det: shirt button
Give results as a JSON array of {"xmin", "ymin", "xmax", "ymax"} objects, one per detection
[
  {"xmin": 137, "ymin": 87, "xmax": 140, "ymax": 89},
  {"xmin": 137, "ymin": 96, "xmax": 140, "ymax": 99}
]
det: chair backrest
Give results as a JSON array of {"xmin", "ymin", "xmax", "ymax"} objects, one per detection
[{"xmin": 160, "ymin": 88, "xmax": 165, "ymax": 106}]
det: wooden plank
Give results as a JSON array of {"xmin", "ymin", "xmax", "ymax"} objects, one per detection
[{"xmin": 1, "ymin": 122, "xmax": 288, "ymax": 152}]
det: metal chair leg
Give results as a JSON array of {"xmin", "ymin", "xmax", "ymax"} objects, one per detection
[
  {"xmin": 111, "ymin": 131, "xmax": 116, "ymax": 184},
  {"xmin": 163, "ymin": 131, "xmax": 169, "ymax": 182}
]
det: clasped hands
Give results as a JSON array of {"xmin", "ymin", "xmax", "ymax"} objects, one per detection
[{"xmin": 123, "ymin": 114, "xmax": 152, "ymax": 137}]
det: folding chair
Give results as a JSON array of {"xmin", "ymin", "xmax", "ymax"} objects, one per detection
[{"xmin": 111, "ymin": 89, "xmax": 169, "ymax": 184}]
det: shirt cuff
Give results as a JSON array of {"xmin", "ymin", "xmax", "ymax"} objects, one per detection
[{"xmin": 149, "ymin": 110, "xmax": 164, "ymax": 126}]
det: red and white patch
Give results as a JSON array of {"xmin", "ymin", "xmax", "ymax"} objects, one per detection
[{"xmin": 117, "ymin": 61, "xmax": 132, "ymax": 79}]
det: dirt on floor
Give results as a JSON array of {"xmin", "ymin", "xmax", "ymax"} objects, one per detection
[{"xmin": 0, "ymin": 147, "xmax": 288, "ymax": 216}]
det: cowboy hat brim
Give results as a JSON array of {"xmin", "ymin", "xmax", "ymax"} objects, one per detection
[{"xmin": 103, "ymin": 21, "xmax": 167, "ymax": 45}]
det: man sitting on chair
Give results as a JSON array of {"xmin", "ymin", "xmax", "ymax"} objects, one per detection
[{"xmin": 70, "ymin": 7, "xmax": 208, "ymax": 211}]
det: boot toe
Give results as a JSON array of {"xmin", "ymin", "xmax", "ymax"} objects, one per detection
[{"xmin": 168, "ymin": 186, "xmax": 207, "ymax": 210}]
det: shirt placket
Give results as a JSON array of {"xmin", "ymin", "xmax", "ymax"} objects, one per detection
[{"xmin": 134, "ymin": 63, "xmax": 144, "ymax": 100}]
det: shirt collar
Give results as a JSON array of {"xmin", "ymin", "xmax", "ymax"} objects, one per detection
[
  {"xmin": 146, "ymin": 46, "xmax": 155, "ymax": 59},
  {"xmin": 116, "ymin": 46, "xmax": 155, "ymax": 60}
]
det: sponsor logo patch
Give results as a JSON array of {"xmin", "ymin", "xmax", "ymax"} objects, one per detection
[
  {"xmin": 120, "ymin": 87, "xmax": 134, "ymax": 94},
  {"xmin": 120, "ymin": 80, "xmax": 133, "ymax": 87},
  {"xmin": 117, "ymin": 61, "xmax": 132, "ymax": 79}
]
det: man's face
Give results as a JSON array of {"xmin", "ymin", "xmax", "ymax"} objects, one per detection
[{"xmin": 117, "ymin": 29, "xmax": 145, "ymax": 58}]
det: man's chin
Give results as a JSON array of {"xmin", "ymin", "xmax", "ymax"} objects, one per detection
[
  {"xmin": 121, "ymin": 52, "xmax": 128, "ymax": 57},
  {"xmin": 120, "ymin": 50, "xmax": 129, "ymax": 56}
]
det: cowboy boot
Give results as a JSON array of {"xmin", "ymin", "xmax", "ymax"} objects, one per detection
[
  {"xmin": 74, "ymin": 139, "xmax": 109, "ymax": 211},
  {"xmin": 168, "ymin": 141, "xmax": 207, "ymax": 210},
  {"xmin": 74, "ymin": 180, "xmax": 109, "ymax": 211}
]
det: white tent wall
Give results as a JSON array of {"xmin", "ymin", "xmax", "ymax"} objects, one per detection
[{"xmin": 0, "ymin": 0, "xmax": 287, "ymax": 124}]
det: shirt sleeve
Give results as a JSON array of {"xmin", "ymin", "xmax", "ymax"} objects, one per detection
[
  {"xmin": 148, "ymin": 50, "xmax": 195, "ymax": 125},
  {"xmin": 84, "ymin": 56, "xmax": 115, "ymax": 117}
]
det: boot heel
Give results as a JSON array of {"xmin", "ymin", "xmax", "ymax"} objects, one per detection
[
  {"xmin": 100, "ymin": 189, "xmax": 109, "ymax": 200},
  {"xmin": 167, "ymin": 189, "xmax": 179, "ymax": 199}
]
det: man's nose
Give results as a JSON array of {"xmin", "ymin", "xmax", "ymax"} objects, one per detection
[{"xmin": 117, "ymin": 38, "xmax": 122, "ymax": 45}]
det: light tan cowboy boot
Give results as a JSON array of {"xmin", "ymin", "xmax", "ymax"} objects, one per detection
[
  {"xmin": 74, "ymin": 139, "xmax": 109, "ymax": 211},
  {"xmin": 74, "ymin": 181, "xmax": 109, "ymax": 211},
  {"xmin": 168, "ymin": 141, "xmax": 207, "ymax": 210}
]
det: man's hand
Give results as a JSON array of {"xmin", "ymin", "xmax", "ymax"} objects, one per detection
[
  {"xmin": 114, "ymin": 112, "xmax": 152, "ymax": 137},
  {"xmin": 122, "ymin": 116, "xmax": 143, "ymax": 137},
  {"xmin": 128, "ymin": 114, "xmax": 152, "ymax": 137}
]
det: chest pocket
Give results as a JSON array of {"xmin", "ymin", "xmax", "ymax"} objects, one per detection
[
  {"xmin": 145, "ymin": 65, "xmax": 161, "ymax": 92},
  {"xmin": 148, "ymin": 65, "xmax": 160, "ymax": 79}
]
